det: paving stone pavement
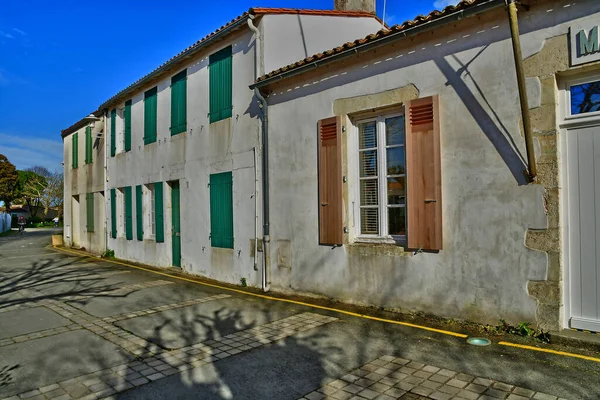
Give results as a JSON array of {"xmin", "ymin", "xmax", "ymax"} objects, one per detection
[
  {"xmin": 0, "ymin": 292, "xmax": 232, "ymax": 351},
  {"xmin": 299, "ymin": 355, "xmax": 567, "ymax": 400},
  {"xmin": 1, "ymin": 232, "xmax": 598, "ymax": 400},
  {"xmin": 1, "ymin": 312, "xmax": 338, "ymax": 400}
]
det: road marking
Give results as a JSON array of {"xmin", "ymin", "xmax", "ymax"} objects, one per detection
[
  {"xmin": 49, "ymin": 246, "xmax": 468, "ymax": 339},
  {"xmin": 49, "ymin": 246, "xmax": 600, "ymax": 362},
  {"xmin": 499, "ymin": 341, "xmax": 600, "ymax": 363}
]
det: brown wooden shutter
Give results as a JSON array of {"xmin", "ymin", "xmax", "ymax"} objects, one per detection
[
  {"xmin": 406, "ymin": 96, "xmax": 443, "ymax": 250},
  {"xmin": 318, "ymin": 116, "xmax": 343, "ymax": 245}
]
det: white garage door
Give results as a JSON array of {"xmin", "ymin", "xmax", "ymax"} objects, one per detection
[{"xmin": 567, "ymin": 123, "xmax": 600, "ymax": 332}]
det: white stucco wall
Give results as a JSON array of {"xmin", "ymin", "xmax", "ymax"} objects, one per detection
[
  {"xmin": 261, "ymin": 14, "xmax": 384, "ymax": 75},
  {"xmin": 63, "ymin": 118, "xmax": 106, "ymax": 254},
  {"xmin": 105, "ymin": 30, "xmax": 264, "ymax": 288},
  {"xmin": 262, "ymin": 1, "xmax": 597, "ymax": 325}
]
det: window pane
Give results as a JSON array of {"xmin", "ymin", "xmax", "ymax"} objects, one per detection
[
  {"xmin": 386, "ymin": 116, "xmax": 405, "ymax": 146},
  {"xmin": 359, "ymin": 121, "xmax": 377, "ymax": 149},
  {"xmin": 386, "ymin": 147, "xmax": 405, "ymax": 175},
  {"xmin": 361, "ymin": 208, "xmax": 379, "ymax": 235},
  {"xmin": 360, "ymin": 179, "xmax": 378, "ymax": 206},
  {"xmin": 388, "ymin": 207, "xmax": 406, "ymax": 236},
  {"xmin": 571, "ymin": 81, "xmax": 600, "ymax": 115},
  {"xmin": 359, "ymin": 150, "xmax": 378, "ymax": 177},
  {"xmin": 387, "ymin": 177, "xmax": 405, "ymax": 205}
]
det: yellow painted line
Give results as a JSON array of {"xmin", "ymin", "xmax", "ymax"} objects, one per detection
[
  {"xmin": 499, "ymin": 341, "xmax": 600, "ymax": 363},
  {"xmin": 49, "ymin": 245, "xmax": 468, "ymax": 338}
]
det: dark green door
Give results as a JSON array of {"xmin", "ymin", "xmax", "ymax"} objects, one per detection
[{"xmin": 171, "ymin": 182, "xmax": 181, "ymax": 267}]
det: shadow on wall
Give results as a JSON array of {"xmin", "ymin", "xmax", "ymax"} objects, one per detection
[
  {"xmin": 258, "ymin": 3, "xmax": 600, "ymax": 186},
  {"xmin": 435, "ymin": 51, "xmax": 529, "ymax": 185}
]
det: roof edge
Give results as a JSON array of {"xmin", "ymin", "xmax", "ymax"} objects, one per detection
[
  {"xmin": 98, "ymin": 12, "xmax": 251, "ymax": 111},
  {"xmin": 97, "ymin": 7, "xmax": 385, "ymax": 113},
  {"xmin": 61, "ymin": 110, "xmax": 102, "ymax": 138},
  {"xmin": 250, "ymin": 0, "xmax": 505, "ymax": 89},
  {"xmin": 249, "ymin": 7, "xmax": 385, "ymax": 25}
]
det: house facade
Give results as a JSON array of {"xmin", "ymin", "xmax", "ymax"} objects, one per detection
[
  {"xmin": 62, "ymin": 6, "xmax": 382, "ymax": 286},
  {"xmin": 62, "ymin": 0, "xmax": 600, "ymax": 333},
  {"xmin": 62, "ymin": 112, "xmax": 106, "ymax": 254},
  {"xmin": 251, "ymin": 0, "xmax": 600, "ymax": 332}
]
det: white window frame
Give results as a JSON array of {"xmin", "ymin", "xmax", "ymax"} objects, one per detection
[
  {"xmin": 117, "ymin": 188, "xmax": 125, "ymax": 238},
  {"xmin": 564, "ymin": 73, "xmax": 600, "ymax": 123},
  {"xmin": 144, "ymin": 183, "xmax": 156, "ymax": 240},
  {"xmin": 350, "ymin": 111, "xmax": 407, "ymax": 244},
  {"xmin": 116, "ymin": 106, "xmax": 125, "ymax": 154}
]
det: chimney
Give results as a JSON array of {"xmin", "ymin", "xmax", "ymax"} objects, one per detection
[{"xmin": 334, "ymin": 0, "xmax": 375, "ymax": 13}]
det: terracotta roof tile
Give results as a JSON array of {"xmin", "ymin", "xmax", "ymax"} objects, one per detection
[
  {"xmin": 254, "ymin": 0, "xmax": 497, "ymax": 84},
  {"xmin": 251, "ymin": 7, "xmax": 380, "ymax": 20}
]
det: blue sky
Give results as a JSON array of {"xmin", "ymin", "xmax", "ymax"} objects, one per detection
[{"xmin": 0, "ymin": 0, "xmax": 457, "ymax": 171}]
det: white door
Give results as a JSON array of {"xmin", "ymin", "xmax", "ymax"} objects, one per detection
[{"xmin": 567, "ymin": 124, "xmax": 600, "ymax": 332}]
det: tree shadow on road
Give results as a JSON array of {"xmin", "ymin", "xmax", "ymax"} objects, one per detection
[
  {"xmin": 29, "ymin": 287, "xmax": 343, "ymax": 400},
  {"xmin": 0, "ymin": 255, "xmax": 142, "ymax": 311}
]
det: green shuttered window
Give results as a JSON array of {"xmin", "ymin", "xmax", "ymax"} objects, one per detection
[
  {"xmin": 111, "ymin": 188, "xmax": 117, "ymax": 239},
  {"xmin": 86, "ymin": 193, "xmax": 94, "ymax": 232},
  {"xmin": 209, "ymin": 46, "xmax": 232, "ymax": 124},
  {"xmin": 124, "ymin": 100, "xmax": 132, "ymax": 152},
  {"xmin": 136, "ymin": 185, "xmax": 143, "ymax": 241},
  {"xmin": 209, "ymin": 172, "xmax": 234, "ymax": 249},
  {"xmin": 72, "ymin": 132, "xmax": 78, "ymax": 169},
  {"xmin": 85, "ymin": 126, "xmax": 93, "ymax": 164},
  {"xmin": 110, "ymin": 108, "xmax": 116, "ymax": 157},
  {"xmin": 155, "ymin": 182, "xmax": 164, "ymax": 243},
  {"xmin": 171, "ymin": 70, "xmax": 187, "ymax": 135},
  {"xmin": 125, "ymin": 186, "xmax": 133, "ymax": 240},
  {"xmin": 144, "ymin": 87, "xmax": 158, "ymax": 145}
]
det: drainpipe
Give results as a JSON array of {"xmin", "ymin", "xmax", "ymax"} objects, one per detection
[
  {"xmin": 103, "ymin": 110, "xmax": 109, "ymax": 253},
  {"xmin": 255, "ymin": 89, "xmax": 271, "ymax": 293},
  {"xmin": 506, "ymin": 0, "xmax": 537, "ymax": 182},
  {"xmin": 247, "ymin": 15, "xmax": 261, "ymax": 85},
  {"xmin": 248, "ymin": 15, "xmax": 271, "ymax": 292},
  {"xmin": 253, "ymin": 147, "xmax": 258, "ymax": 272}
]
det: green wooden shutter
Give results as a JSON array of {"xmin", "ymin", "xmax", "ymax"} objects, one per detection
[
  {"xmin": 72, "ymin": 133, "xmax": 78, "ymax": 169},
  {"xmin": 86, "ymin": 193, "xmax": 94, "ymax": 232},
  {"xmin": 209, "ymin": 46, "xmax": 232, "ymax": 123},
  {"xmin": 125, "ymin": 186, "xmax": 133, "ymax": 240},
  {"xmin": 124, "ymin": 100, "xmax": 132, "ymax": 152},
  {"xmin": 155, "ymin": 182, "xmax": 164, "ymax": 242},
  {"xmin": 111, "ymin": 188, "xmax": 117, "ymax": 238},
  {"xmin": 136, "ymin": 185, "xmax": 143, "ymax": 241},
  {"xmin": 209, "ymin": 172, "xmax": 234, "ymax": 248},
  {"xmin": 144, "ymin": 87, "xmax": 158, "ymax": 144},
  {"xmin": 110, "ymin": 108, "xmax": 117, "ymax": 156},
  {"xmin": 85, "ymin": 126, "xmax": 92, "ymax": 164},
  {"xmin": 171, "ymin": 70, "xmax": 187, "ymax": 135}
]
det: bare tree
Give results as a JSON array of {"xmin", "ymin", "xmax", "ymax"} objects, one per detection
[
  {"xmin": 18, "ymin": 170, "xmax": 47, "ymax": 218},
  {"xmin": 41, "ymin": 171, "xmax": 64, "ymax": 218},
  {"xmin": 27, "ymin": 166, "xmax": 51, "ymax": 178}
]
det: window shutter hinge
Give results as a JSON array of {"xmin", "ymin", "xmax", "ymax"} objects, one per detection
[
  {"xmin": 342, "ymin": 125, "xmax": 346, "ymax": 132},
  {"xmin": 343, "ymin": 227, "xmax": 349, "ymax": 234}
]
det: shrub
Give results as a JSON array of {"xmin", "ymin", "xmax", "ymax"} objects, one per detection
[{"xmin": 102, "ymin": 249, "xmax": 115, "ymax": 258}]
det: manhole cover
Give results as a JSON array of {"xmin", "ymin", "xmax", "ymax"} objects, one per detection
[{"xmin": 467, "ymin": 337, "xmax": 491, "ymax": 346}]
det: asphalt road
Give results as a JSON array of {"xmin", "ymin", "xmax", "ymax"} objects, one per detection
[{"xmin": 0, "ymin": 229, "xmax": 598, "ymax": 399}]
